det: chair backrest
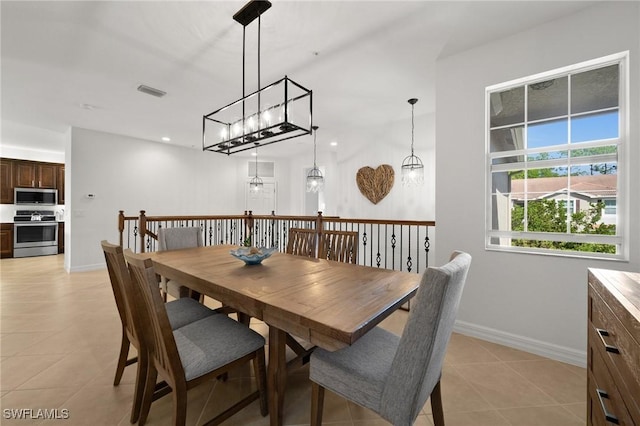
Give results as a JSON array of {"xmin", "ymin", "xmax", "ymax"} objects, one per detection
[
  {"xmin": 101, "ymin": 240, "xmax": 139, "ymax": 344},
  {"xmin": 157, "ymin": 227, "xmax": 203, "ymax": 251},
  {"xmin": 380, "ymin": 251, "xmax": 472, "ymax": 425},
  {"xmin": 286, "ymin": 228, "xmax": 317, "ymax": 258},
  {"xmin": 124, "ymin": 250, "xmax": 185, "ymax": 383},
  {"xmin": 318, "ymin": 230, "xmax": 358, "ymax": 264}
]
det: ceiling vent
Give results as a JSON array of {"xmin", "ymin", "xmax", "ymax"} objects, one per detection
[{"xmin": 137, "ymin": 85, "xmax": 166, "ymax": 98}]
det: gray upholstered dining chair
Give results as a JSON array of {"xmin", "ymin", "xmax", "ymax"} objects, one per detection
[
  {"xmin": 101, "ymin": 241, "xmax": 216, "ymax": 423},
  {"xmin": 157, "ymin": 226, "xmax": 203, "ymax": 300},
  {"xmin": 124, "ymin": 250, "xmax": 268, "ymax": 426},
  {"xmin": 309, "ymin": 251, "xmax": 472, "ymax": 426}
]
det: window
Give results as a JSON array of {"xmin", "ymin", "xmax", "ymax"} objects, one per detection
[
  {"xmin": 486, "ymin": 53, "xmax": 627, "ymax": 259},
  {"xmin": 604, "ymin": 200, "xmax": 617, "ymax": 215}
]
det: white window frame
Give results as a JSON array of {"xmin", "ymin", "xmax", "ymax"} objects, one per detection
[{"xmin": 485, "ymin": 52, "xmax": 629, "ymax": 260}]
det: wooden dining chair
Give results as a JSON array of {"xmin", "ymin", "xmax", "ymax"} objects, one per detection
[
  {"xmin": 309, "ymin": 251, "xmax": 472, "ymax": 426},
  {"xmin": 286, "ymin": 228, "xmax": 318, "ymax": 257},
  {"xmin": 124, "ymin": 250, "xmax": 268, "ymax": 426},
  {"xmin": 318, "ymin": 230, "xmax": 358, "ymax": 264},
  {"xmin": 157, "ymin": 227, "xmax": 203, "ymax": 301},
  {"xmin": 101, "ymin": 241, "xmax": 216, "ymax": 423}
]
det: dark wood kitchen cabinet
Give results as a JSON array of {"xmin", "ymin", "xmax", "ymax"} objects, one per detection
[
  {"xmin": 57, "ymin": 165, "xmax": 65, "ymax": 205},
  {"xmin": 1, "ymin": 158, "xmax": 65, "ymax": 205},
  {"xmin": 58, "ymin": 222, "xmax": 64, "ymax": 254},
  {"xmin": 14, "ymin": 161, "xmax": 57, "ymax": 189},
  {"xmin": 0, "ymin": 223, "xmax": 13, "ymax": 258},
  {"xmin": 0, "ymin": 159, "xmax": 14, "ymax": 204}
]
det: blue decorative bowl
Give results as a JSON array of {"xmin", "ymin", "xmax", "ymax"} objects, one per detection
[{"xmin": 230, "ymin": 247, "xmax": 277, "ymax": 265}]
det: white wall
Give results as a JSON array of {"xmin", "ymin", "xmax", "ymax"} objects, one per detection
[
  {"xmin": 0, "ymin": 120, "xmax": 66, "ymax": 163},
  {"xmin": 285, "ymin": 112, "xmax": 436, "ymax": 221},
  {"xmin": 67, "ymin": 127, "xmax": 248, "ymax": 271},
  {"xmin": 436, "ymin": 1, "xmax": 640, "ymax": 366}
]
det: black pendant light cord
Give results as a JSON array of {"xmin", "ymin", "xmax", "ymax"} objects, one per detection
[
  {"xmin": 408, "ymin": 98, "xmax": 418, "ymax": 157},
  {"xmin": 257, "ymin": 14, "xmax": 261, "ymax": 117},
  {"xmin": 242, "ymin": 26, "xmax": 246, "ymax": 130},
  {"xmin": 313, "ymin": 128, "xmax": 318, "ymax": 167}
]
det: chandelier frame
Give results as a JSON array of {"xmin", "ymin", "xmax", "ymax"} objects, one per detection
[{"xmin": 203, "ymin": 0, "xmax": 313, "ymax": 155}]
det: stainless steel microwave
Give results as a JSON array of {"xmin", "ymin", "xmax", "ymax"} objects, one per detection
[{"xmin": 14, "ymin": 188, "xmax": 58, "ymax": 205}]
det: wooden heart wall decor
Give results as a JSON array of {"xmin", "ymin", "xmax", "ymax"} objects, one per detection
[{"xmin": 356, "ymin": 164, "xmax": 395, "ymax": 205}]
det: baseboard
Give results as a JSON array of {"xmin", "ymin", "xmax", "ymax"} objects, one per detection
[
  {"xmin": 68, "ymin": 263, "xmax": 104, "ymax": 273},
  {"xmin": 453, "ymin": 320, "xmax": 587, "ymax": 368}
]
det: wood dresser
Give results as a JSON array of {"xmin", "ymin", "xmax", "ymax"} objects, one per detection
[{"xmin": 587, "ymin": 268, "xmax": 640, "ymax": 426}]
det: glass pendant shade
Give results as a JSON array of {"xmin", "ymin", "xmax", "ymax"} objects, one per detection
[
  {"xmin": 249, "ymin": 175, "xmax": 264, "ymax": 191},
  {"xmin": 250, "ymin": 145, "xmax": 263, "ymax": 192},
  {"xmin": 401, "ymin": 154, "xmax": 424, "ymax": 185},
  {"xmin": 306, "ymin": 168, "xmax": 324, "ymax": 192},
  {"xmin": 401, "ymin": 98, "xmax": 424, "ymax": 186},
  {"xmin": 306, "ymin": 125, "xmax": 324, "ymax": 192}
]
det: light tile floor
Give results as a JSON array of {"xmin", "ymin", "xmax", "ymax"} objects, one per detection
[{"xmin": 1, "ymin": 255, "xmax": 586, "ymax": 425}]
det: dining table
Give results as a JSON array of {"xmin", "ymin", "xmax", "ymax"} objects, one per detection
[{"xmin": 150, "ymin": 244, "xmax": 421, "ymax": 426}]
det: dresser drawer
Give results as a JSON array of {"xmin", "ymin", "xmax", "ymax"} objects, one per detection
[
  {"xmin": 588, "ymin": 339, "xmax": 634, "ymax": 426},
  {"xmin": 589, "ymin": 284, "xmax": 640, "ymax": 420}
]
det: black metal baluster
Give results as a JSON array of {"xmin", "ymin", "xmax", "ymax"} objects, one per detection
[
  {"xmin": 400, "ymin": 225, "xmax": 403, "ymax": 271},
  {"xmin": 415, "ymin": 226, "xmax": 420, "ymax": 274},
  {"xmin": 376, "ymin": 224, "xmax": 381, "ymax": 268},
  {"xmin": 384, "ymin": 225, "xmax": 388, "ymax": 269},
  {"xmin": 424, "ymin": 229, "xmax": 431, "ymax": 268},
  {"xmin": 391, "ymin": 225, "xmax": 396, "ymax": 271},
  {"xmin": 133, "ymin": 224, "xmax": 138, "ymax": 252},
  {"xmin": 406, "ymin": 226, "xmax": 412, "ymax": 273},
  {"xmin": 361, "ymin": 224, "xmax": 367, "ymax": 266}
]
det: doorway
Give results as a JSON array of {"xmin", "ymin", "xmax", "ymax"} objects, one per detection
[{"xmin": 245, "ymin": 182, "xmax": 276, "ymax": 215}]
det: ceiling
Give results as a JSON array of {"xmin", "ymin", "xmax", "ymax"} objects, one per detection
[{"xmin": 1, "ymin": 1, "xmax": 599, "ymax": 158}]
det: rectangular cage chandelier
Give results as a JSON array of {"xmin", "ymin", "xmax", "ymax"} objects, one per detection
[{"xmin": 203, "ymin": 0, "xmax": 313, "ymax": 155}]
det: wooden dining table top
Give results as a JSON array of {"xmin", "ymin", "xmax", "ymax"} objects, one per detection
[{"xmin": 151, "ymin": 244, "xmax": 421, "ymax": 351}]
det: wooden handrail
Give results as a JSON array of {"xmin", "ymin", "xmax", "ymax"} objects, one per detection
[{"xmin": 118, "ymin": 210, "xmax": 435, "ymax": 276}]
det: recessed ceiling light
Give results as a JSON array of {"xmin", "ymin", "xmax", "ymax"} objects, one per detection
[
  {"xmin": 161, "ymin": 136, "xmax": 171, "ymax": 142},
  {"xmin": 330, "ymin": 141, "xmax": 338, "ymax": 146},
  {"xmin": 251, "ymin": 152, "xmax": 257, "ymax": 156}
]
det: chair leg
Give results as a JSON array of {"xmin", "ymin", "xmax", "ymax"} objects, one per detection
[
  {"xmin": 311, "ymin": 382, "xmax": 325, "ymax": 426},
  {"xmin": 253, "ymin": 348, "xmax": 269, "ymax": 417},
  {"xmin": 430, "ymin": 379, "xmax": 445, "ymax": 426},
  {"xmin": 172, "ymin": 382, "xmax": 188, "ymax": 426},
  {"xmin": 130, "ymin": 349, "xmax": 148, "ymax": 423},
  {"xmin": 137, "ymin": 365, "xmax": 158, "ymax": 426},
  {"xmin": 114, "ymin": 329, "xmax": 130, "ymax": 386}
]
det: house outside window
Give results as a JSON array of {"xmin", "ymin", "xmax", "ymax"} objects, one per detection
[
  {"xmin": 604, "ymin": 200, "xmax": 617, "ymax": 216},
  {"xmin": 486, "ymin": 52, "xmax": 628, "ymax": 259}
]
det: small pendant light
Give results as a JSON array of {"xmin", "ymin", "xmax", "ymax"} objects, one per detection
[
  {"xmin": 249, "ymin": 143, "xmax": 264, "ymax": 192},
  {"xmin": 306, "ymin": 125, "xmax": 324, "ymax": 192},
  {"xmin": 401, "ymin": 98, "xmax": 424, "ymax": 186}
]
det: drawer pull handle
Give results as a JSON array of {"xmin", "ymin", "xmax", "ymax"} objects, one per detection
[
  {"xmin": 596, "ymin": 328, "xmax": 620, "ymax": 354},
  {"xmin": 596, "ymin": 389, "xmax": 619, "ymax": 424}
]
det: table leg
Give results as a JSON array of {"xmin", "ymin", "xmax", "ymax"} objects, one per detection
[{"xmin": 268, "ymin": 326, "xmax": 287, "ymax": 426}]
